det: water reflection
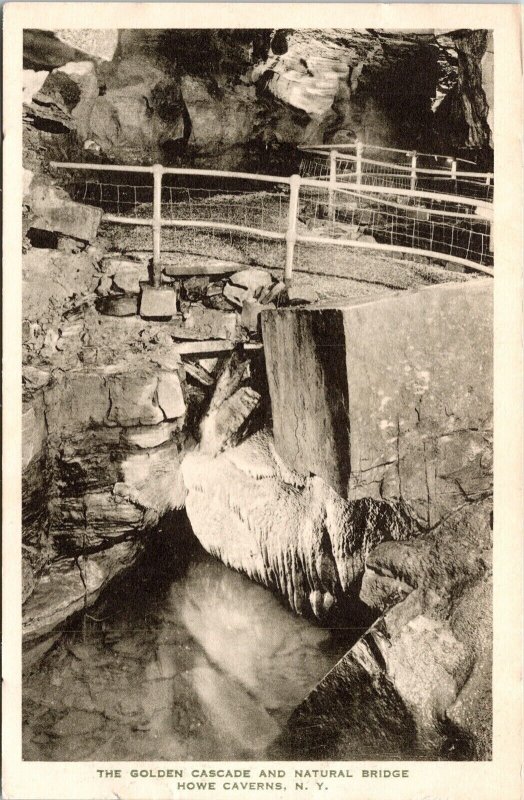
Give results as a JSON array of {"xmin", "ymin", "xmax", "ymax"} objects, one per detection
[{"xmin": 23, "ymin": 534, "xmax": 352, "ymax": 761}]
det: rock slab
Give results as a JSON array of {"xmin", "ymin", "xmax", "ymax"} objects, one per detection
[{"xmin": 262, "ymin": 279, "xmax": 493, "ymax": 527}]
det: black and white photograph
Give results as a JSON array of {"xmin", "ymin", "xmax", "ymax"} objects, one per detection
[{"xmin": 3, "ymin": 5, "xmax": 523, "ymax": 800}]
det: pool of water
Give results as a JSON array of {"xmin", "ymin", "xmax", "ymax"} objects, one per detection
[{"xmin": 23, "ymin": 531, "xmax": 357, "ymax": 761}]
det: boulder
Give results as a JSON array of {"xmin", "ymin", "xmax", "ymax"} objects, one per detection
[
  {"xmin": 157, "ymin": 372, "xmax": 186, "ymax": 420},
  {"xmin": 229, "ymin": 267, "xmax": 274, "ymax": 294},
  {"xmin": 224, "ymin": 269, "xmax": 276, "ymax": 310},
  {"xmin": 223, "ymin": 282, "xmax": 249, "ymax": 308},
  {"xmin": 96, "ymin": 294, "xmax": 139, "ymax": 317},
  {"xmin": 105, "ymin": 370, "xmax": 164, "ymax": 427},
  {"xmin": 262, "ymin": 279, "xmax": 493, "ymax": 528},
  {"xmin": 111, "ymin": 264, "xmax": 148, "ymax": 294},
  {"xmin": 88, "ymin": 58, "xmax": 185, "ymax": 162},
  {"xmin": 285, "ymin": 285, "xmax": 319, "ymax": 305},
  {"xmin": 181, "ymin": 276, "xmax": 209, "ymax": 302},
  {"xmin": 56, "ymin": 61, "xmax": 99, "ymax": 140},
  {"xmin": 99, "ymin": 254, "xmax": 147, "ymax": 274},
  {"xmin": 30, "ymin": 181, "xmax": 103, "ymax": 243},
  {"xmin": 181, "ymin": 75, "xmax": 257, "ymax": 154},
  {"xmin": 139, "ymin": 284, "xmax": 178, "ymax": 320},
  {"xmin": 164, "ymin": 259, "xmax": 243, "ymax": 278},
  {"xmin": 170, "ymin": 306, "xmax": 238, "ymax": 341},
  {"xmin": 258, "ymin": 281, "xmax": 286, "ymax": 305},
  {"xmin": 274, "ymin": 499, "xmax": 492, "ymax": 761}
]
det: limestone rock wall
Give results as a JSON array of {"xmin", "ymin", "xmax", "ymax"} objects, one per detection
[
  {"xmin": 40, "ymin": 365, "xmax": 188, "ymax": 554},
  {"xmin": 22, "ymin": 390, "xmax": 51, "ymax": 597},
  {"xmin": 23, "ymin": 28, "xmax": 493, "ymax": 169},
  {"xmin": 434, "ymin": 30, "xmax": 493, "ymax": 162}
]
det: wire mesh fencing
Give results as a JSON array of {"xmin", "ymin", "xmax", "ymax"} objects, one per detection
[
  {"xmin": 58, "ymin": 165, "xmax": 291, "ymax": 271},
  {"xmin": 300, "ymin": 149, "xmax": 494, "ymax": 202},
  {"xmin": 50, "ymin": 161, "xmax": 494, "ymax": 279},
  {"xmin": 298, "ymin": 181, "xmax": 493, "ymax": 269}
]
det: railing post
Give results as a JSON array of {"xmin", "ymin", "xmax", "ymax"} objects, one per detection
[
  {"xmin": 152, "ymin": 163, "xmax": 163, "ymax": 287},
  {"xmin": 328, "ymin": 149, "xmax": 338, "ymax": 222},
  {"xmin": 355, "ymin": 140, "xmax": 363, "ymax": 188},
  {"xmin": 410, "ymin": 151, "xmax": 417, "ymax": 191},
  {"xmin": 285, "ymin": 174, "xmax": 300, "ymax": 287},
  {"xmin": 451, "ymin": 159, "xmax": 457, "ymax": 183}
]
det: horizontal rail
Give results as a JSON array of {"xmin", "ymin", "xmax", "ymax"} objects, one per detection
[
  {"xmin": 50, "ymin": 161, "xmax": 155, "ymax": 174},
  {"xmin": 340, "ymin": 176, "xmax": 493, "ymax": 194},
  {"xmin": 336, "ymin": 153, "xmax": 491, "ymax": 179},
  {"xmin": 331, "ymin": 174, "xmax": 493, "ymax": 196},
  {"xmin": 103, "ymin": 214, "xmax": 152, "ymax": 225},
  {"xmin": 160, "ymin": 218, "xmax": 287, "ymax": 239},
  {"xmin": 323, "ymin": 187, "xmax": 493, "ymax": 221},
  {"xmin": 51, "ymin": 161, "xmax": 291, "ymax": 186},
  {"xmin": 295, "ymin": 233, "xmax": 494, "ymax": 276},
  {"xmin": 102, "ymin": 213, "xmax": 287, "ymax": 241},
  {"xmin": 301, "ymin": 176, "xmax": 493, "ymax": 210},
  {"xmin": 300, "ymin": 143, "xmax": 478, "ymax": 165},
  {"xmin": 161, "ymin": 167, "xmax": 291, "ymax": 185}
]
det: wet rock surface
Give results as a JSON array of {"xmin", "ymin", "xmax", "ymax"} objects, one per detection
[
  {"xmin": 182, "ymin": 428, "xmax": 410, "ymax": 619},
  {"xmin": 23, "ymin": 539, "xmax": 143, "ymax": 643}
]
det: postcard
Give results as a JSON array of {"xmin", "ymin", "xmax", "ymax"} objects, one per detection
[{"xmin": 3, "ymin": 4, "xmax": 522, "ymax": 799}]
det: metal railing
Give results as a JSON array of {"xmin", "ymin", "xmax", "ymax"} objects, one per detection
[
  {"xmin": 49, "ymin": 160, "xmax": 494, "ymax": 283},
  {"xmin": 299, "ymin": 141, "xmax": 494, "ymax": 202}
]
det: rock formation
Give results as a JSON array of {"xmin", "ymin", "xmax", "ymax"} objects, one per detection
[
  {"xmin": 182, "ymin": 429, "xmax": 411, "ymax": 619},
  {"xmin": 23, "ymin": 28, "xmax": 494, "ymax": 170},
  {"xmin": 262, "ymin": 279, "xmax": 493, "ymax": 528},
  {"xmin": 20, "ymin": 26, "xmax": 494, "ymax": 761},
  {"xmin": 272, "ymin": 498, "xmax": 492, "ymax": 760}
]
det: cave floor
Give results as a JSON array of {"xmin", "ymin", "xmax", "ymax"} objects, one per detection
[{"xmin": 102, "ymin": 221, "xmax": 473, "ymax": 306}]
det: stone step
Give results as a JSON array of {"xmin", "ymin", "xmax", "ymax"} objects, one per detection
[
  {"xmin": 163, "ymin": 259, "xmax": 247, "ymax": 277},
  {"xmin": 139, "ymin": 283, "xmax": 178, "ymax": 319}
]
